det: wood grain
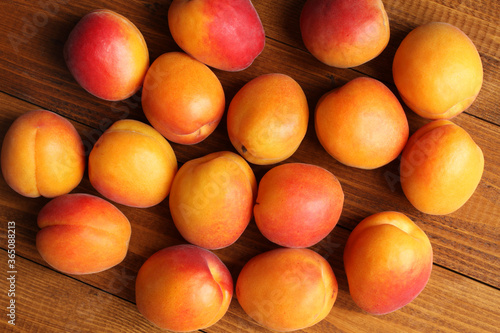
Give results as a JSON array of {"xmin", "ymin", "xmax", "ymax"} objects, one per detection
[{"xmin": 0, "ymin": 0, "xmax": 498, "ymax": 332}]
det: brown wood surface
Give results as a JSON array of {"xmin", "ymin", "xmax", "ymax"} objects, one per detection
[{"xmin": 0, "ymin": 0, "xmax": 499, "ymax": 332}]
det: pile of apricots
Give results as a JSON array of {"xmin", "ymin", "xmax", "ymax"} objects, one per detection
[{"xmin": 1, "ymin": 0, "xmax": 484, "ymax": 331}]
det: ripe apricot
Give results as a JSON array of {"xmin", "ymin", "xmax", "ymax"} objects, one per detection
[
  {"xmin": 400, "ymin": 120, "xmax": 484, "ymax": 215},
  {"xmin": 393, "ymin": 22, "xmax": 483, "ymax": 119},
  {"xmin": 315, "ymin": 77, "xmax": 409, "ymax": 169}
]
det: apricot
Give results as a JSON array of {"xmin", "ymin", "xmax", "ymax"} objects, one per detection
[
  {"xmin": 169, "ymin": 151, "xmax": 257, "ymax": 249},
  {"xmin": 36, "ymin": 193, "xmax": 131, "ymax": 275},
  {"xmin": 1, "ymin": 110, "xmax": 85, "ymax": 198},
  {"xmin": 254, "ymin": 163, "xmax": 344, "ymax": 248},
  {"xmin": 400, "ymin": 120, "xmax": 484, "ymax": 215},
  {"xmin": 343, "ymin": 211, "xmax": 433, "ymax": 314},
  {"xmin": 236, "ymin": 248, "xmax": 338, "ymax": 331},
  {"xmin": 88, "ymin": 119, "xmax": 177, "ymax": 208},
  {"xmin": 141, "ymin": 52, "xmax": 225, "ymax": 144},
  {"xmin": 393, "ymin": 22, "xmax": 483, "ymax": 119},
  {"xmin": 135, "ymin": 244, "xmax": 233, "ymax": 332},
  {"xmin": 168, "ymin": 0, "xmax": 265, "ymax": 71},
  {"xmin": 300, "ymin": 0, "xmax": 390, "ymax": 68},
  {"xmin": 315, "ymin": 77, "xmax": 409, "ymax": 169},
  {"xmin": 64, "ymin": 9, "xmax": 149, "ymax": 101},
  {"xmin": 227, "ymin": 73, "xmax": 309, "ymax": 165}
]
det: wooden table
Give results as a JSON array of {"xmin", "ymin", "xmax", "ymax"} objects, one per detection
[{"xmin": 0, "ymin": 0, "xmax": 498, "ymax": 332}]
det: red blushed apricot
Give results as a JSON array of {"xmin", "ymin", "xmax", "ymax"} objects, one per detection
[
  {"xmin": 64, "ymin": 9, "xmax": 149, "ymax": 101},
  {"xmin": 393, "ymin": 22, "xmax": 483, "ymax": 119},
  {"xmin": 168, "ymin": 0, "xmax": 265, "ymax": 71},
  {"xmin": 135, "ymin": 244, "xmax": 233, "ymax": 332},
  {"xmin": 254, "ymin": 163, "xmax": 344, "ymax": 248},
  {"xmin": 36, "ymin": 193, "xmax": 131, "ymax": 275},
  {"xmin": 400, "ymin": 120, "xmax": 484, "ymax": 215},
  {"xmin": 344, "ymin": 211, "xmax": 433, "ymax": 314},
  {"xmin": 236, "ymin": 248, "xmax": 338, "ymax": 331},
  {"xmin": 88, "ymin": 119, "xmax": 177, "ymax": 208},
  {"xmin": 300, "ymin": 0, "xmax": 390, "ymax": 68},
  {"xmin": 141, "ymin": 52, "xmax": 225, "ymax": 145},
  {"xmin": 315, "ymin": 77, "xmax": 409, "ymax": 169},
  {"xmin": 1, "ymin": 110, "xmax": 85, "ymax": 198}
]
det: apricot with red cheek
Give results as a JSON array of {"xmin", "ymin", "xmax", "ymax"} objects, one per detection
[
  {"xmin": 64, "ymin": 9, "xmax": 149, "ymax": 101},
  {"xmin": 254, "ymin": 163, "xmax": 344, "ymax": 248},
  {"xmin": 168, "ymin": 0, "xmax": 265, "ymax": 71},
  {"xmin": 36, "ymin": 193, "xmax": 131, "ymax": 275},
  {"xmin": 135, "ymin": 244, "xmax": 233, "ymax": 331},
  {"xmin": 300, "ymin": 0, "xmax": 390, "ymax": 68},
  {"xmin": 344, "ymin": 211, "xmax": 433, "ymax": 314}
]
